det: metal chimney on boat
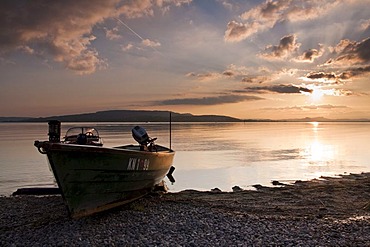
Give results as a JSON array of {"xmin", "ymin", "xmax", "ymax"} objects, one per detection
[{"xmin": 48, "ymin": 120, "xmax": 61, "ymax": 142}]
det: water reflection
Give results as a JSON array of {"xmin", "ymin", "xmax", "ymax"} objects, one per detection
[
  {"xmin": 303, "ymin": 141, "xmax": 336, "ymax": 165},
  {"xmin": 0, "ymin": 122, "xmax": 369, "ymax": 194},
  {"xmin": 300, "ymin": 122, "xmax": 337, "ymax": 167},
  {"xmin": 168, "ymin": 122, "xmax": 370, "ymax": 191},
  {"xmin": 310, "ymin": 121, "xmax": 319, "ymax": 131}
]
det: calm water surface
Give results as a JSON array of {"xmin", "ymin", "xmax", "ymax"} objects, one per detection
[{"xmin": 0, "ymin": 122, "xmax": 369, "ymax": 195}]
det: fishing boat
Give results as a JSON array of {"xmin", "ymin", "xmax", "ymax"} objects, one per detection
[{"xmin": 34, "ymin": 120, "xmax": 175, "ymax": 218}]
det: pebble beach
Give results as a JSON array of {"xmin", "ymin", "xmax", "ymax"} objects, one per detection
[{"xmin": 1, "ymin": 172, "xmax": 370, "ymax": 246}]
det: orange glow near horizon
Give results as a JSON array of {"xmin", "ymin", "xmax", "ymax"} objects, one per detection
[{"xmin": 0, "ymin": 1, "xmax": 369, "ymax": 120}]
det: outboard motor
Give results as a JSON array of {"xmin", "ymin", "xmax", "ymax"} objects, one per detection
[
  {"xmin": 48, "ymin": 120, "xmax": 61, "ymax": 143},
  {"xmin": 132, "ymin": 126, "xmax": 150, "ymax": 145},
  {"xmin": 132, "ymin": 126, "xmax": 157, "ymax": 151}
]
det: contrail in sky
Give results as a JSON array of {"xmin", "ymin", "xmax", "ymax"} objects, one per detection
[
  {"xmin": 115, "ymin": 17, "xmax": 145, "ymax": 41},
  {"xmin": 115, "ymin": 17, "xmax": 160, "ymax": 53}
]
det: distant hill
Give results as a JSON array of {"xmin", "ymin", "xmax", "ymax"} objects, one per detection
[
  {"xmin": 15, "ymin": 110, "xmax": 242, "ymax": 122},
  {"xmin": 1, "ymin": 111, "xmax": 368, "ymax": 122},
  {"xmin": 282, "ymin": 117, "xmax": 370, "ymax": 122},
  {"xmin": 0, "ymin": 117, "xmax": 33, "ymax": 122},
  {"xmin": 243, "ymin": 117, "xmax": 370, "ymax": 122}
]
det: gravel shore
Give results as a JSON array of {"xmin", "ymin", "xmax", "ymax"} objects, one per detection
[{"xmin": 1, "ymin": 173, "xmax": 370, "ymax": 246}]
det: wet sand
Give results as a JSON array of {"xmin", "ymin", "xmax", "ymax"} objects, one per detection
[{"xmin": 1, "ymin": 172, "xmax": 370, "ymax": 246}]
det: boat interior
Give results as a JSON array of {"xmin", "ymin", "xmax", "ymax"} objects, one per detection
[
  {"xmin": 64, "ymin": 127, "xmax": 103, "ymax": 146},
  {"xmin": 62, "ymin": 125, "xmax": 172, "ymax": 152},
  {"xmin": 115, "ymin": 144, "xmax": 172, "ymax": 152}
]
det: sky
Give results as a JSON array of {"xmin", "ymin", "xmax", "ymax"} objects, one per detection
[{"xmin": 0, "ymin": 0, "xmax": 369, "ymax": 120}]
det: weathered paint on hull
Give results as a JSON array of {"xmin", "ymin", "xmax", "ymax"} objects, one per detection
[{"xmin": 45, "ymin": 143, "xmax": 175, "ymax": 217}]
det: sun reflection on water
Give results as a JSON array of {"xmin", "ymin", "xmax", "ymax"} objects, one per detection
[
  {"xmin": 303, "ymin": 141, "xmax": 336, "ymax": 164},
  {"xmin": 302, "ymin": 122, "xmax": 337, "ymax": 166},
  {"xmin": 310, "ymin": 121, "xmax": 319, "ymax": 131}
]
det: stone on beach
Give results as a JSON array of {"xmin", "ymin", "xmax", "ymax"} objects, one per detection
[{"xmin": 1, "ymin": 172, "xmax": 370, "ymax": 246}]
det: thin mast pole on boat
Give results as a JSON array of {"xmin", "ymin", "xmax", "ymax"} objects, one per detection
[{"xmin": 169, "ymin": 111, "xmax": 172, "ymax": 150}]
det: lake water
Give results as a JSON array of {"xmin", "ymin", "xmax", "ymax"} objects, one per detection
[{"xmin": 1, "ymin": 122, "xmax": 370, "ymax": 196}]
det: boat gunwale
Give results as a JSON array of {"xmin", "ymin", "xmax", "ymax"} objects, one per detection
[{"xmin": 45, "ymin": 142, "xmax": 174, "ymax": 157}]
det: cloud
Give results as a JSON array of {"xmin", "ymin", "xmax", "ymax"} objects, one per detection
[
  {"xmin": 121, "ymin": 43, "xmax": 134, "ymax": 51},
  {"xmin": 224, "ymin": 0, "xmax": 342, "ymax": 42},
  {"xmin": 284, "ymin": 1, "xmax": 340, "ymax": 22},
  {"xmin": 142, "ymin": 39, "xmax": 161, "ymax": 47},
  {"xmin": 263, "ymin": 104, "xmax": 348, "ymax": 111},
  {"xmin": 224, "ymin": 0, "xmax": 291, "ymax": 42},
  {"xmin": 348, "ymin": 65, "xmax": 370, "ymax": 77},
  {"xmin": 186, "ymin": 64, "xmax": 279, "ymax": 84},
  {"xmin": 118, "ymin": 0, "xmax": 154, "ymax": 19},
  {"xmin": 222, "ymin": 70, "xmax": 235, "ymax": 77},
  {"xmin": 259, "ymin": 34, "xmax": 300, "ymax": 60},
  {"xmin": 156, "ymin": 94, "xmax": 263, "ymax": 105},
  {"xmin": 105, "ymin": 27, "xmax": 122, "ymax": 40},
  {"xmin": 241, "ymin": 0, "xmax": 291, "ymax": 21},
  {"xmin": 0, "ymin": 0, "xmax": 119, "ymax": 74},
  {"xmin": 0, "ymin": 0, "xmax": 191, "ymax": 74},
  {"xmin": 303, "ymin": 71, "xmax": 351, "ymax": 84},
  {"xmin": 118, "ymin": 0, "xmax": 191, "ymax": 18},
  {"xmin": 295, "ymin": 44, "xmax": 324, "ymax": 63},
  {"xmin": 235, "ymin": 84, "xmax": 313, "ymax": 94},
  {"xmin": 241, "ymin": 75, "xmax": 272, "ymax": 84},
  {"xmin": 224, "ymin": 21, "xmax": 257, "ymax": 42},
  {"xmin": 359, "ymin": 19, "xmax": 370, "ymax": 31},
  {"xmin": 155, "ymin": 0, "xmax": 192, "ymax": 7},
  {"xmin": 326, "ymin": 38, "xmax": 370, "ymax": 66},
  {"xmin": 315, "ymin": 38, "xmax": 370, "ymax": 81},
  {"xmin": 186, "ymin": 72, "xmax": 223, "ymax": 81},
  {"xmin": 303, "ymin": 104, "xmax": 348, "ymax": 110}
]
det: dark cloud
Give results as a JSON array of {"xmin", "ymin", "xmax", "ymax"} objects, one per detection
[
  {"xmin": 260, "ymin": 34, "xmax": 300, "ymax": 59},
  {"xmin": 305, "ymin": 71, "xmax": 350, "ymax": 83},
  {"xmin": 222, "ymin": 70, "xmax": 234, "ymax": 77},
  {"xmin": 326, "ymin": 37, "xmax": 370, "ymax": 66},
  {"xmin": 186, "ymin": 69, "xmax": 239, "ymax": 81},
  {"xmin": 0, "ymin": 0, "xmax": 191, "ymax": 74},
  {"xmin": 295, "ymin": 44, "xmax": 324, "ymax": 63},
  {"xmin": 321, "ymin": 38, "xmax": 370, "ymax": 81},
  {"xmin": 306, "ymin": 72, "xmax": 335, "ymax": 80},
  {"xmin": 350, "ymin": 65, "xmax": 370, "ymax": 76},
  {"xmin": 304, "ymin": 38, "xmax": 370, "ymax": 84},
  {"xmin": 156, "ymin": 94, "xmax": 263, "ymax": 105},
  {"xmin": 242, "ymin": 75, "xmax": 271, "ymax": 84},
  {"xmin": 236, "ymin": 84, "xmax": 313, "ymax": 94},
  {"xmin": 305, "ymin": 66, "xmax": 370, "ymax": 84},
  {"xmin": 0, "ymin": 0, "xmax": 118, "ymax": 74},
  {"xmin": 337, "ymin": 65, "xmax": 370, "ymax": 81},
  {"xmin": 186, "ymin": 72, "xmax": 221, "ymax": 81}
]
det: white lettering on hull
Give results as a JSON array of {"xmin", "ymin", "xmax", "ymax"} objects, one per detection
[{"xmin": 127, "ymin": 158, "xmax": 150, "ymax": 170}]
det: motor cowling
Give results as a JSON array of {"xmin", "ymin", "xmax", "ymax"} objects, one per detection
[{"xmin": 132, "ymin": 126, "xmax": 150, "ymax": 145}]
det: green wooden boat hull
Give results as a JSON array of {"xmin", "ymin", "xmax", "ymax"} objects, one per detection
[{"xmin": 38, "ymin": 142, "xmax": 175, "ymax": 217}]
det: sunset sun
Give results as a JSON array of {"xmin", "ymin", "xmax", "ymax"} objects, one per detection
[{"xmin": 310, "ymin": 88, "xmax": 324, "ymax": 102}]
